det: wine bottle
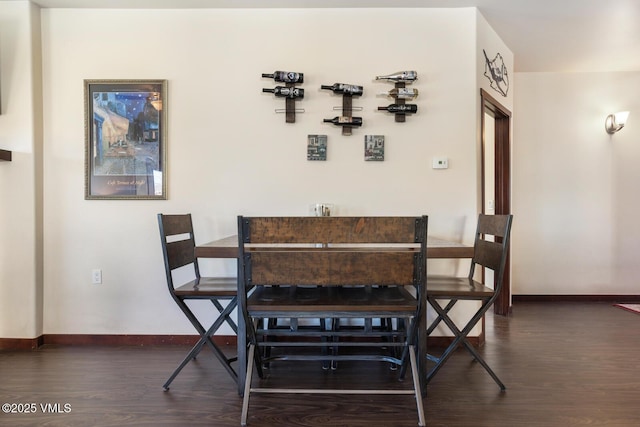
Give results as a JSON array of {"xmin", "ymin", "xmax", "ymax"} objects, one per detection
[
  {"xmin": 378, "ymin": 87, "xmax": 419, "ymax": 100},
  {"xmin": 320, "ymin": 83, "xmax": 364, "ymax": 96},
  {"xmin": 375, "ymin": 70, "xmax": 418, "ymax": 82},
  {"xmin": 262, "ymin": 86, "xmax": 305, "ymax": 99},
  {"xmin": 323, "ymin": 116, "xmax": 363, "ymax": 127},
  {"xmin": 378, "ymin": 103, "xmax": 418, "ymax": 113},
  {"xmin": 262, "ymin": 71, "xmax": 304, "ymax": 83}
]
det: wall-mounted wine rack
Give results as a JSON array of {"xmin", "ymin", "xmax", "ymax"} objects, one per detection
[
  {"xmin": 321, "ymin": 83, "xmax": 363, "ymax": 136},
  {"xmin": 376, "ymin": 71, "xmax": 418, "ymax": 122},
  {"xmin": 262, "ymin": 71, "xmax": 304, "ymax": 123}
]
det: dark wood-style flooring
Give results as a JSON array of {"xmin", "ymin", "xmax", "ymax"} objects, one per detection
[{"xmin": 2, "ymin": 302, "xmax": 640, "ymax": 426}]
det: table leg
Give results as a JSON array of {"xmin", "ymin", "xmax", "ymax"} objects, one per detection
[
  {"xmin": 418, "ymin": 291, "xmax": 427, "ymax": 394},
  {"xmin": 236, "ymin": 262, "xmax": 247, "ymax": 396}
]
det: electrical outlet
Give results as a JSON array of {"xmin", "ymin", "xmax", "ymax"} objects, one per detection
[{"xmin": 92, "ymin": 269, "xmax": 102, "ymax": 284}]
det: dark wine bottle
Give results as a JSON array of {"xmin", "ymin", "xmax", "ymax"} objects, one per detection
[
  {"xmin": 323, "ymin": 116, "xmax": 363, "ymax": 127},
  {"xmin": 261, "ymin": 71, "xmax": 304, "ymax": 83},
  {"xmin": 320, "ymin": 83, "xmax": 363, "ymax": 96},
  {"xmin": 378, "ymin": 103, "xmax": 418, "ymax": 113},
  {"xmin": 375, "ymin": 70, "xmax": 418, "ymax": 82},
  {"xmin": 378, "ymin": 87, "xmax": 419, "ymax": 100},
  {"xmin": 262, "ymin": 86, "xmax": 304, "ymax": 99}
]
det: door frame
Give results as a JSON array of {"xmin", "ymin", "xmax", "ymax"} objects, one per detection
[{"xmin": 480, "ymin": 88, "xmax": 512, "ymax": 315}]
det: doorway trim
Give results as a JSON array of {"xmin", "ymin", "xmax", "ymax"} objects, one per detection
[{"xmin": 480, "ymin": 88, "xmax": 512, "ymax": 315}]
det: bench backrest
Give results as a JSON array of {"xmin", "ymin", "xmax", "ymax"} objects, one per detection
[
  {"xmin": 238, "ymin": 216, "xmax": 427, "ymax": 288},
  {"xmin": 240, "ymin": 216, "xmax": 421, "ymax": 244}
]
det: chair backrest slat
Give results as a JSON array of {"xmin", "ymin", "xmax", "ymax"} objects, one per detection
[
  {"xmin": 161, "ymin": 214, "xmax": 195, "ymax": 236},
  {"xmin": 158, "ymin": 213, "xmax": 199, "ymax": 288},
  {"xmin": 473, "ymin": 240, "xmax": 504, "ymax": 272},
  {"xmin": 166, "ymin": 238, "xmax": 197, "ymax": 270},
  {"xmin": 477, "ymin": 214, "xmax": 510, "ymax": 238}
]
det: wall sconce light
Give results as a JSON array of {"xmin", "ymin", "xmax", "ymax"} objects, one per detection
[{"xmin": 605, "ymin": 111, "xmax": 630, "ymax": 134}]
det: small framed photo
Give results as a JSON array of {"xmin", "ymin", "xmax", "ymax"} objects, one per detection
[
  {"xmin": 84, "ymin": 79, "xmax": 167, "ymax": 199},
  {"xmin": 307, "ymin": 134, "xmax": 327, "ymax": 161},
  {"xmin": 365, "ymin": 135, "xmax": 384, "ymax": 161}
]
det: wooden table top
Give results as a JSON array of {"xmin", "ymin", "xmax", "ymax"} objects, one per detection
[{"xmin": 195, "ymin": 235, "xmax": 474, "ymax": 259}]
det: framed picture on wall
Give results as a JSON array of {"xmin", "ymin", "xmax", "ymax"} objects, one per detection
[
  {"xmin": 364, "ymin": 135, "xmax": 384, "ymax": 161},
  {"xmin": 84, "ymin": 79, "xmax": 167, "ymax": 200},
  {"xmin": 307, "ymin": 134, "xmax": 327, "ymax": 161}
]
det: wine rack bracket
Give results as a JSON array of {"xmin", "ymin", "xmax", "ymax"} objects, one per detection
[
  {"xmin": 393, "ymin": 82, "xmax": 407, "ymax": 123},
  {"xmin": 342, "ymin": 94, "xmax": 354, "ymax": 136},
  {"xmin": 262, "ymin": 71, "xmax": 304, "ymax": 123},
  {"xmin": 376, "ymin": 71, "xmax": 418, "ymax": 123},
  {"xmin": 321, "ymin": 83, "xmax": 363, "ymax": 136},
  {"xmin": 285, "ymin": 82, "xmax": 299, "ymax": 123}
]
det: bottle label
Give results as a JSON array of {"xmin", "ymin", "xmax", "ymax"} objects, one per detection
[
  {"xmin": 286, "ymin": 88, "xmax": 302, "ymax": 97},
  {"xmin": 377, "ymin": 71, "xmax": 418, "ymax": 81},
  {"xmin": 395, "ymin": 88, "xmax": 418, "ymax": 99},
  {"xmin": 340, "ymin": 84, "xmax": 362, "ymax": 94},
  {"xmin": 338, "ymin": 116, "xmax": 352, "ymax": 124},
  {"xmin": 277, "ymin": 72, "xmax": 302, "ymax": 83},
  {"xmin": 394, "ymin": 104, "xmax": 411, "ymax": 111}
]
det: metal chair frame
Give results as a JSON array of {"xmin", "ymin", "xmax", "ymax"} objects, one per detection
[
  {"xmin": 426, "ymin": 214, "xmax": 513, "ymax": 390},
  {"xmin": 158, "ymin": 213, "xmax": 238, "ymax": 390}
]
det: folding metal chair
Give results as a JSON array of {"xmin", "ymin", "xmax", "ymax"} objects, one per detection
[
  {"xmin": 157, "ymin": 213, "xmax": 238, "ymax": 390},
  {"xmin": 426, "ymin": 214, "xmax": 513, "ymax": 390}
]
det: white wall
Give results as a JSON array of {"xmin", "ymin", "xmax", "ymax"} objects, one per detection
[
  {"xmin": 0, "ymin": 1, "xmax": 42, "ymax": 339},
  {"xmin": 36, "ymin": 7, "xmax": 483, "ymax": 336},
  {"xmin": 513, "ymin": 71, "xmax": 640, "ymax": 295},
  {"xmin": 476, "ymin": 11, "xmax": 513, "ymax": 113},
  {"xmin": 4, "ymin": 4, "xmax": 635, "ymax": 341}
]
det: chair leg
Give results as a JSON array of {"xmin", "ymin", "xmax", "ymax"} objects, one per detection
[
  {"xmin": 408, "ymin": 345, "xmax": 426, "ymax": 427},
  {"xmin": 389, "ymin": 317, "xmax": 407, "ymax": 371},
  {"xmin": 460, "ymin": 337, "xmax": 506, "ymax": 390},
  {"xmin": 427, "ymin": 297, "xmax": 505, "ymax": 390},
  {"xmin": 164, "ymin": 298, "xmax": 238, "ymax": 390},
  {"xmin": 426, "ymin": 298, "xmax": 469, "ymax": 384},
  {"xmin": 260, "ymin": 318, "xmax": 278, "ymax": 369},
  {"xmin": 398, "ymin": 316, "xmax": 417, "ymax": 380},
  {"xmin": 163, "ymin": 337, "xmax": 206, "ymax": 390},
  {"xmin": 248, "ymin": 318, "xmax": 264, "ymax": 380},
  {"xmin": 331, "ymin": 318, "xmax": 339, "ymax": 370},
  {"xmin": 426, "ymin": 299, "xmax": 456, "ymax": 335},
  {"xmin": 241, "ymin": 343, "xmax": 256, "ymax": 427},
  {"xmin": 211, "ymin": 298, "xmax": 238, "ymax": 334},
  {"xmin": 321, "ymin": 318, "xmax": 330, "ymax": 370}
]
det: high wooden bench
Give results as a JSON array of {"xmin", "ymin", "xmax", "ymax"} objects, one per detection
[{"xmin": 237, "ymin": 216, "xmax": 427, "ymax": 426}]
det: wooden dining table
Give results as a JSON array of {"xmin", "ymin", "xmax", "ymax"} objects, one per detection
[{"xmin": 195, "ymin": 234, "xmax": 474, "ymax": 395}]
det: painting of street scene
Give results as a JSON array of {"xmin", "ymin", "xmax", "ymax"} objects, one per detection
[{"xmin": 85, "ymin": 80, "xmax": 166, "ymax": 199}]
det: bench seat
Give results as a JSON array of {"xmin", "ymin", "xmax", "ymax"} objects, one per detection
[{"xmin": 247, "ymin": 285, "xmax": 417, "ymax": 317}]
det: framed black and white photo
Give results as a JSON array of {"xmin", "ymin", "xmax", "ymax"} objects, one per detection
[
  {"xmin": 365, "ymin": 135, "xmax": 384, "ymax": 161},
  {"xmin": 307, "ymin": 134, "xmax": 327, "ymax": 161}
]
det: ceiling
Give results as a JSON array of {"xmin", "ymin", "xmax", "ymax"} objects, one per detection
[{"xmin": 3, "ymin": 0, "xmax": 640, "ymax": 73}]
